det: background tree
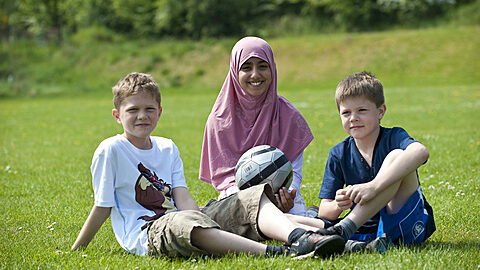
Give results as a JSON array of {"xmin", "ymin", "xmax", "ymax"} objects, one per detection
[{"xmin": 1, "ymin": 0, "xmax": 475, "ymax": 41}]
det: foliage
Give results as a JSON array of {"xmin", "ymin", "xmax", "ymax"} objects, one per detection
[
  {"xmin": 111, "ymin": 0, "xmax": 158, "ymax": 36},
  {"xmin": 1, "ymin": 0, "xmax": 477, "ymax": 41},
  {"xmin": 153, "ymin": 0, "xmax": 276, "ymax": 38},
  {"xmin": 447, "ymin": 0, "xmax": 480, "ymax": 25}
]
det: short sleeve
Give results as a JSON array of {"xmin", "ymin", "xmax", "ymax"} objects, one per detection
[
  {"xmin": 171, "ymin": 143, "xmax": 187, "ymax": 189},
  {"xmin": 392, "ymin": 127, "xmax": 417, "ymax": 150},
  {"xmin": 91, "ymin": 144, "xmax": 116, "ymax": 207},
  {"xmin": 318, "ymin": 149, "xmax": 345, "ymax": 200}
]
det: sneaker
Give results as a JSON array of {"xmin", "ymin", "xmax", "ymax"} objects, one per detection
[
  {"xmin": 316, "ymin": 225, "xmax": 345, "ymax": 237},
  {"xmin": 344, "ymin": 240, "xmax": 368, "ymax": 252},
  {"xmin": 365, "ymin": 233, "xmax": 392, "ymax": 254},
  {"xmin": 319, "ymin": 227, "xmax": 392, "ymax": 254},
  {"xmin": 289, "ymin": 231, "xmax": 345, "ymax": 259},
  {"xmin": 265, "ymin": 244, "xmax": 290, "ymax": 257}
]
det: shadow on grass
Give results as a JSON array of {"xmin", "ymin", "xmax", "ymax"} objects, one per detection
[{"xmin": 425, "ymin": 240, "xmax": 480, "ymax": 251}]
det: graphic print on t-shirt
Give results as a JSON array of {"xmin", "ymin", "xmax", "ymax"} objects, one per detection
[{"xmin": 135, "ymin": 162, "xmax": 175, "ymax": 229}]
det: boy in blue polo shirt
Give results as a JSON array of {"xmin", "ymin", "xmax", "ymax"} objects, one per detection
[{"xmin": 316, "ymin": 71, "xmax": 435, "ymax": 251}]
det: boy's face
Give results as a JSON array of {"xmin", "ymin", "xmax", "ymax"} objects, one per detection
[
  {"xmin": 112, "ymin": 91, "xmax": 162, "ymax": 148},
  {"xmin": 238, "ymin": 57, "xmax": 272, "ymax": 97},
  {"xmin": 339, "ymin": 96, "xmax": 386, "ymax": 141}
]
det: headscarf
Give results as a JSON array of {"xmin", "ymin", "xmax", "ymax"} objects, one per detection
[{"xmin": 199, "ymin": 37, "xmax": 314, "ymax": 191}]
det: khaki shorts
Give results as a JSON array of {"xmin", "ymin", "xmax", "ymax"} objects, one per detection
[
  {"xmin": 201, "ymin": 183, "xmax": 277, "ymax": 242},
  {"xmin": 147, "ymin": 210, "xmax": 219, "ymax": 257},
  {"xmin": 147, "ymin": 183, "xmax": 276, "ymax": 257}
]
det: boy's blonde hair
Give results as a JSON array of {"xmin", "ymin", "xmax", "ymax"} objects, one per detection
[
  {"xmin": 112, "ymin": 72, "xmax": 161, "ymax": 109},
  {"xmin": 335, "ymin": 71, "xmax": 384, "ymax": 110}
]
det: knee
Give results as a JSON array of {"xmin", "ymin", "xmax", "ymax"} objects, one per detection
[{"xmin": 384, "ymin": 149, "xmax": 403, "ymax": 163}]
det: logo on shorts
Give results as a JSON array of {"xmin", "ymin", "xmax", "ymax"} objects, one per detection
[{"xmin": 412, "ymin": 221, "xmax": 425, "ymax": 239}]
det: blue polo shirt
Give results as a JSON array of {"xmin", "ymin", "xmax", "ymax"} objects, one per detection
[
  {"xmin": 319, "ymin": 126, "xmax": 417, "ymax": 199},
  {"xmin": 318, "ymin": 126, "xmax": 418, "ymax": 237}
]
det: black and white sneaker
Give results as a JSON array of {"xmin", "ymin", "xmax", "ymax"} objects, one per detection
[
  {"xmin": 318, "ymin": 226, "xmax": 392, "ymax": 254},
  {"xmin": 265, "ymin": 244, "xmax": 291, "ymax": 257},
  {"xmin": 289, "ymin": 231, "xmax": 345, "ymax": 259},
  {"xmin": 366, "ymin": 233, "xmax": 392, "ymax": 254},
  {"xmin": 344, "ymin": 240, "xmax": 368, "ymax": 252}
]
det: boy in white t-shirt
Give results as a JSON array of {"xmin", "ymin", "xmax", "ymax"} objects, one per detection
[{"xmin": 71, "ymin": 72, "xmax": 345, "ymax": 258}]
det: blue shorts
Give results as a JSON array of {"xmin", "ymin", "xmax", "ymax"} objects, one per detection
[{"xmin": 377, "ymin": 186, "xmax": 435, "ymax": 245}]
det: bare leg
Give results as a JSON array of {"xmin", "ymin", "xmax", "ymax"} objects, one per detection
[
  {"xmin": 286, "ymin": 214, "xmax": 325, "ymax": 229},
  {"xmin": 348, "ymin": 149, "xmax": 420, "ymax": 227},
  {"xmin": 191, "ymin": 227, "xmax": 267, "ymax": 256},
  {"xmin": 257, "ymin": 194, "xmax": 320, "ymax": 242},
  {"xmin": 257, "ymin": 194, "xmax": 347, "ymax": 257}
]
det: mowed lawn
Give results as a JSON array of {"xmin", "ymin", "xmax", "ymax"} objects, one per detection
[
  {"xmin": 1, "ymin": 82, "xmax": 479, "ymax": 269},
  {"xmin": 1, "ymin": 27, "xmax": 480, "ymax": 269}
]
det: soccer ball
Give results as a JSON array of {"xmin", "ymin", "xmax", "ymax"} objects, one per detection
[{"xmin": 235, "ymin": 145, "xmax": 293, "ymax": 193}]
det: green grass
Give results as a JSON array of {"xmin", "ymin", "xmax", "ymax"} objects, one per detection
[{"xmin": 1, "ymin": 26, "xmax": 480, "ymax": 269}]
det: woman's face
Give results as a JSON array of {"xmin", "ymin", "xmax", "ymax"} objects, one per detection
[{"xmin": 238, "ymin": 57, "xmax": 272, "ymax": 97}]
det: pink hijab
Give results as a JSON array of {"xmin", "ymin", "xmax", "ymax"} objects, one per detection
[{"xmin": 199, "ymin": 37, "xmax": 314, "ymax": 191}]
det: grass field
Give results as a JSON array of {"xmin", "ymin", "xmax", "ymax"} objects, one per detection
[{"xmin": 1, "ymin": 26, "xmax": 480, "ymax": 269}]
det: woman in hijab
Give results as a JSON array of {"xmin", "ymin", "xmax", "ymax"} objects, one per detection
[{"xmin": 199, "ymin": 37, "xmax": 314, "ymax": 216}]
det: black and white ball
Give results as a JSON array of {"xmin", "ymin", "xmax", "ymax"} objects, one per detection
[{"xmin": 235, "ymin": 145, "xmax": 293, "ymax": 193}]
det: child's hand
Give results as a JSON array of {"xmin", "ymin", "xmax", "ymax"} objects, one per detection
[
  {"xmin": 344, "ymin": 182, "xmax": 376, "ymax": 205},
  {"xmin": 335, "ymin": 189, "xmax": 353, "ymax": 211},
  {"xmin": 275, "ymin": 187, "xmax": 295, "ymax": 213}
]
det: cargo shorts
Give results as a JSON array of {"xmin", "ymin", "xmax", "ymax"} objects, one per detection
[
  {"xmin": 147, "ymin": 210, "xmax": 219, "ymax": 257},
  {"xmin": 201, "ymin": 183, "xmax": 277, "ymax": 242},
  {"xmin": 147, "ymin": 183, "xmax": 276, "ymax": 257}
]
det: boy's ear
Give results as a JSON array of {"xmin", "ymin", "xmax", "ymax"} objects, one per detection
[
  {"xmin": 112, "ymin": 109, "xmax": 122, "ymax": 124},
  {"xmin": 378, "ymin": 104, "xmax": 386, "ymax": 120},
  {"xmin": 158, "ymin": 106, "xmax": 163, "ymax": 118}
]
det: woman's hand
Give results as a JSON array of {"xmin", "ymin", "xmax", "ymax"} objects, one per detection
[{"xmin": 275, "ymin": 187, "xmax": 296, "ymax": 213}]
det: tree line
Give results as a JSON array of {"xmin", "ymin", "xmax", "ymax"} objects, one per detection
[{"xmin": 0, "ymin": 0, "xmax": 473, "ymax": 41}]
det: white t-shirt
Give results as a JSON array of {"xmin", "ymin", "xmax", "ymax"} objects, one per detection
[{"xmin": 91, "ymin": 135, "xmax": 187, "ymax": 255}]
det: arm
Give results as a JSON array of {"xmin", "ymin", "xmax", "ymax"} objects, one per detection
[
  {"xmin": 275, "ymin": 152, "xmax": 303, "ymax": 212},
  {"xmin": 318, "ymin": 199, "xmax": 342, "ymax": 221},
  {"xmin": 172, "ymin": 187, "xmax": 200, "ymax": 211},
  {"xmin": 372, "ymin": 142, "xmax": 429, "ymax": 192},
  {"xmin": 318, "ymin": 148, "xmax": 349, "ymax": 220},
  {"xmin": 345, "ymin": 142, "xmax": 429, "ymax": 205},
  {"xmin": 71, "ymin": 206, "xmax": 111, "ymax": 251},
  {"xmin": 317, "ymin": 188, "xmax": 353, "ymax": 220}
]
